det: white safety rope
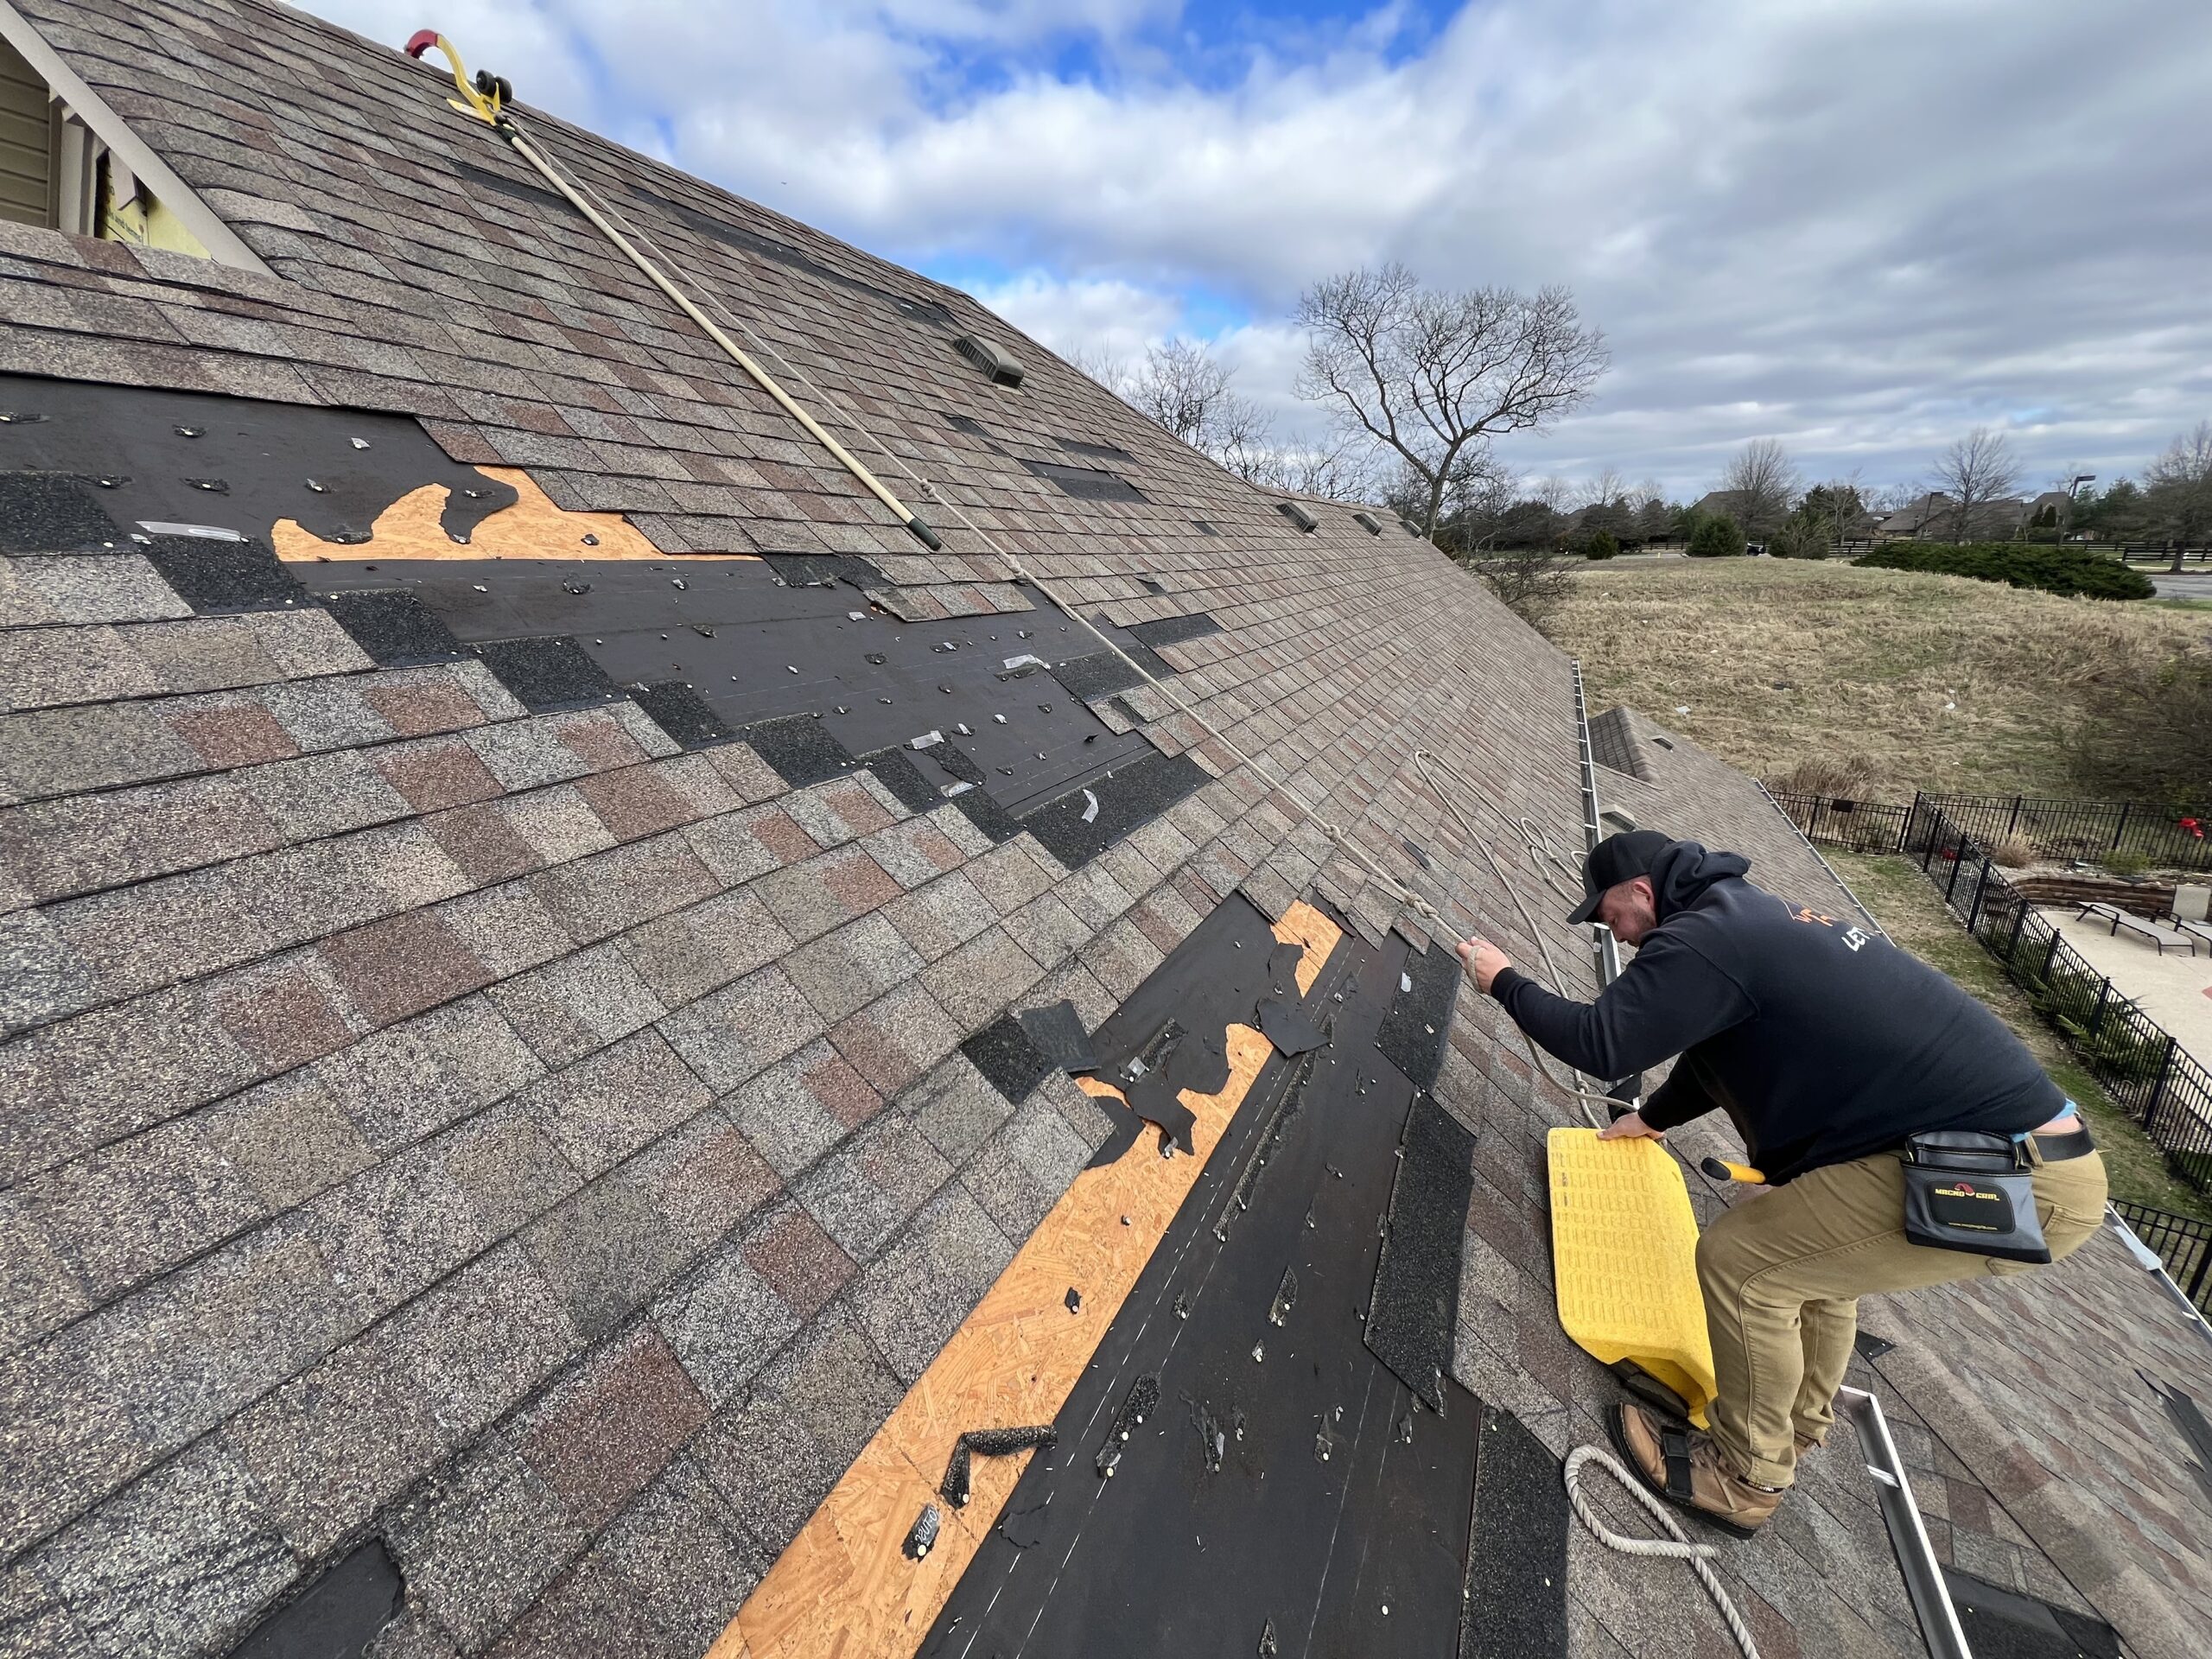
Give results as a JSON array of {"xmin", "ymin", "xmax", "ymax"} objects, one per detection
[{"xmin": 1563, "ymin": 1446, "xmax": 1763, "ymax": 1658}]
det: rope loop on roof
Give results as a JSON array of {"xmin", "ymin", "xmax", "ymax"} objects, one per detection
[{"xmin": 1563, "ymin": 1446, "xmax": 1762, "ymax": 1657}]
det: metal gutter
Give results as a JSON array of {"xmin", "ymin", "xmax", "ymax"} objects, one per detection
[
  {"xmin": 2106, "ymin": 1205, "xmax": 2212, "ymax": 1350},
  {"xmin": 1836, "ymin": 1386, "xmax": 1974, "ymax": 1659}
]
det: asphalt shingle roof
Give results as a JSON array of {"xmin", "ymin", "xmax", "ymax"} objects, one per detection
[{"xmin": 1, "ymin": 4, "xmax": 2209, "ymax": 1657}]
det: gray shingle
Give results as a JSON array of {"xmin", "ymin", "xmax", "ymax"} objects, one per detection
[
  {"xmin": 240, "ymin": 748, "xmax": 412, "ymax": 842},
  {"xmin": 321, "ymin": 995, "xmax": 542, "ymax": 1153},
  {"xmin": 656, "ymin": 965, "xmax": 823, "ymax": 1096},
  {"xmin": 0, "ymin": 701, "xmax": 199, "ymax": 800},
  {"xmin": 0, "ymin": 774, "xmax": 279, "ymax": 905},
  {"xmin": 220, "ymin": 1326, "xmax": 448, "ymax": 1555},
  {"xmin": 439, "ymin": 1102, "xmax": 583, "ymax": 1243},
  {"xmin": 849, "ymin": 1183, "xmax": 1013, "ymax": 1383},
  {"xmin": 792, "ymin": 1114, "xmax": 952, "ymax": 1263},
  {"xmin": 652, "ymin": 1242, "xmax": 798, "ymax": 1407},
  {"xmin": 385, "ymin": 1243, "xmax": 582, "ymax": 1445},
  {"xmin": 902, "ymin": 1052, "xmax": 1015, "ymax": 1165},
  {"xmin": 293, "ymin": 1145, "xmax": 491, "ymax": 1327},
  {"xmin": 591, "ymin": 1454, "xmax": 766, "ymax": 1658},
  {"xmin": 32, "ymin": 1438, "xmax": 296, "ymax": 1659},
  {"xmin": 528, "ymin": 831, "xmax": 719, "ymax": 945},
  {"xmin": 781, "ymin": 912, "xmax": 924, "ymax": 1023},
  {"xmin": 613, "ymin": 887, "xmax": 794, "ymax": 1008},
  {"xmin": 917, "ymin": 925, "xmax": 1045, "ymax": 1029},
  {"xmin": 23, "ymin": 1117, "xmax": 265, "ymax": 1302},
  {"xmin": 522, "ymin": 1173, "xmax": 694, "ymax": 1342},
  {"xmin": 386, "ymin": 1440, "xmax": 586, "ymax": 1654},
  {"xmin": 517, "ymin": 1030, "xmax": 709, "ymax": 1179},
  {"xmin": 490, "ymin": 945, "xmax": 669, "ymax": 1069},
  {"xmin": 4, "ymin": 554, "xmax": 188, "ymax": 626}
]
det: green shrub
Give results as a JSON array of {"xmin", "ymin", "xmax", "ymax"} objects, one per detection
[
  {"xmin": 1586, "ymin": 529, "xmax": 1619, "ymax": 561},
  {"xmin": 1686, "ymin": 514, "xmax": 1747, "ymax": 558},
  {"xmin": 1853, "ymin": 540, "xmax": 2156, "ymax": 600}
]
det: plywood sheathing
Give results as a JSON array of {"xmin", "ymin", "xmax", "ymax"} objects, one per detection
[
  {"xmin": 711, "ymin": 901, "xmax": 1343, "ymax": 1659},
  {"xmin": 271, "ymin": 465, "xmax": 714, "ymax": 563}
]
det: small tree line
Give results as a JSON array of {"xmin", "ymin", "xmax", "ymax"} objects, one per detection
[{"xmin": 1071, "ymin": 267, "xmax": 2211, "ymax": 623}]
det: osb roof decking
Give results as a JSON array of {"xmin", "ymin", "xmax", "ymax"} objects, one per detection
[{"xmin": 0, "ymin": 3, "xmax": 2207, "ymax": 1657}]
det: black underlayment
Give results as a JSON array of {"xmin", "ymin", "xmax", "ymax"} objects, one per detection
[
  {"xmin": 310, "ymin": 557, "xmax": 1191, "ymax": 860},
  {"xmin": 1375, "ymin": 940, "xmax": 1463, "ymax": 1091},
  {"xmin": 226, "ymin": 1538, "xmax": 403, "ymax": 1659},
  {"xmin": 0, "ymin": 374, "xmax": 519, "ymax": 548},
  {"xmin": 1460, "ymin": 1408, "xmax": 1570, "ymax": 1659},
  {"xmin": 1364, "ymin": 1093, "xmax": 1478, "ymax": 1414},
  {"xmin": 926, "ymin": 896, "xmax": 1494, "ymax": 1659},
  {"xmin": 1942, "ymin": 1569, "xmax": 2121, "ymax": 1659}
]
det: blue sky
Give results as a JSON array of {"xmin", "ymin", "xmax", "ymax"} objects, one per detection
[{"xmin": 315, "ymin": 0, "xmax": 2211, "ymax": 501}]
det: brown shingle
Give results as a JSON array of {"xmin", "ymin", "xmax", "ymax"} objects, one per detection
[
  {"xmin": 166, "ymin": 702, "xmax": 299, "ymax": 769},
  {"xmin": 376, "ymin": 740, "xmax": 504, "ymax": 812},
  {"xmin": 740, "ymin": 1201, "xmax": 854, "ymax": 1319},
  {"xmin": 521, "ymin": 1326, "xmax": 708, "ymax": 1530},
  {"xmin": 319, "ymin": 910, "xmax": 493, "ymax": 1027}
]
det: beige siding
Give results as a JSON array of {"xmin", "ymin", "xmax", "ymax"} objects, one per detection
[{"xmin": 0, "ymin": 35, "xmax": 50, "ymax": 227}]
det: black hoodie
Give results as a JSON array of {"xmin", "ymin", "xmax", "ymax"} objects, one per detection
[{"xmin": 1489, "ymin": 841, "xmax": 2065, "ymax": 1184}]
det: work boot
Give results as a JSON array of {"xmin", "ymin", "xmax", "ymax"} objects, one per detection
[{"xmin": 1607, "ymin": 1402, "xmax": 1786, "ymax": 1538}]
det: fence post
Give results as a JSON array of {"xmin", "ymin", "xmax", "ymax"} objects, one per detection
[
  {"xmin": 2112, "ymin": 802, "xmax": 2131, "ymax": 853},
  {"xmin": 1808, "ymin": 797, "xmax": 1825, "ymax": 845},
  {"xmin": 1965, "ymin": 859, "xmax": 1992, "ymax": 931},
  {"xmin": 2005, "ymin": 795, "xmax": 2023, "ymax": 837},
  {"xmin": 2142, "ymin": 1035, "xmax": 2177, "ymax": 1141},
  {"xmin": 2087, "ymin": 977, "xmax": 2112, "ymax": 1042},
  {"xmin": 2003, "ymin": 893, "xmax": 2028, "ymax": 965},
  {"xmin": 2041, "ymin": 928, "xmax": 2063, "ymax": 987},
  {"xmin": 1945, "ymin": 831, "xmax": 1969, "ymax": 903}
]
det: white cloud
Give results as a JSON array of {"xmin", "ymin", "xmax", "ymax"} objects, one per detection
[{"xmin": 303, "ymin": 0, "xmax": 2212, "ymax": 498}]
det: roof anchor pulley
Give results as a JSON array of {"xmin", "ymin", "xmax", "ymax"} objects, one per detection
[{"xmin": 402, "ymin": 30, "xmax": 944, "ymax": 554}]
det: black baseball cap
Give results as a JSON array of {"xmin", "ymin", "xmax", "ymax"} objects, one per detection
[{"xmin": 1566, "ymin": 830, "xmax": 1675, "ymax": 925}]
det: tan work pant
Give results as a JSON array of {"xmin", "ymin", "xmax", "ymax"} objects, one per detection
[{"xmin": 1695, "ymin": 1147, "xmax": 2107, "ymax": 1487}]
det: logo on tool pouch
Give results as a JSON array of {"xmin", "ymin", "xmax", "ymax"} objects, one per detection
[{"xmin": 1935, "ymin": 1181, "xmax": 1998, "ymax": 1201}]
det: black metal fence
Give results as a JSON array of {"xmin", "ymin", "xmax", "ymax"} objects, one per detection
[
  {"xmin": 1767, "ymin": 791, "xmax": 1911, "ymax": 852},
  {"xmin": 1910, "ymin": 791, "xmax": 2212, "ymax": 873},
  {"xmin": 1770, "ymin": 787, "xmax": 2212, "ymax": 873},
  {"xmin": 2113, "ymin": 1202, "xmax": 2212, "ymax": 1313},
  {"xmin": 1907, "ymin": 808, "xmax": 2212, "ymax": 1197}
]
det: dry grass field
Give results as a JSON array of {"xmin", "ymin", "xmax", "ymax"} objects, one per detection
[{"xmin": 1547, "ymin": 558, "xmax": 2211, "ymax": 800}]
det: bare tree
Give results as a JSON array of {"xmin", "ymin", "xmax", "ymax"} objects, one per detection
[
  {"xmin": 1929, "ymin": 427, "xmax": 2021, "ymax": 542},
  {"xmin": 1294, "ymin": 264, "xmax": 1607, "ymax": 541},
  {"xmin": 1066, "ymin": 344, "xmax": 1131, "ymax": 398},
  {"xmin": 1123, "ymin": 339, "xmax": 1272, "ymax": 463},
  {"xmin": 1719, "ymin": 438, "xmax": 1801, "ymax": 542},
  {"xmin": 2144, "ymin": 419, "xmax": 2212, "ymax": 568}
]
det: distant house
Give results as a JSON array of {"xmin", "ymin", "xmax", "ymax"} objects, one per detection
[
  {"xmin": 1873, "ymin": 491, "xmax": 2029, "ymax": 541},
  {"xmin": 1689, "ymin": 489, "xmax": 1756, "ymax": 524}
]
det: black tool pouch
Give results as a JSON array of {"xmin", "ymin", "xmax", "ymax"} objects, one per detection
[{"xmin": 1898, "ymin": 1130, "xmax": 2051, "ymax": 1265}]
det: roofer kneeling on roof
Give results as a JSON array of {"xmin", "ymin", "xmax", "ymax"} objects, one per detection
[{"xmin": 1456, "ymin": 830, "xmax": 2107, "ymax": 1538}]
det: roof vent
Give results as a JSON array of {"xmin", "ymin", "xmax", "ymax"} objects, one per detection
[
  {"xmin": 1277, "ymin": 500, "xmax": 1319, "ymax": 533},
  {"xmin": 1599, "ymin": 807, "xmax": 1639, "ymax": 835},
  {"xmin": 1352, "ymin": 510, "xmax": 1382, "ymax": 536},
  {"xmin": 956, "ymin": 334, "xmax": 1026, "ymax": 388}
]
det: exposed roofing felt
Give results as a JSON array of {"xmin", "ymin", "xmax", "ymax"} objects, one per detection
[{"xmin": 0, "ymin": 4, "xmax": 2208, "ymax": 1659}]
